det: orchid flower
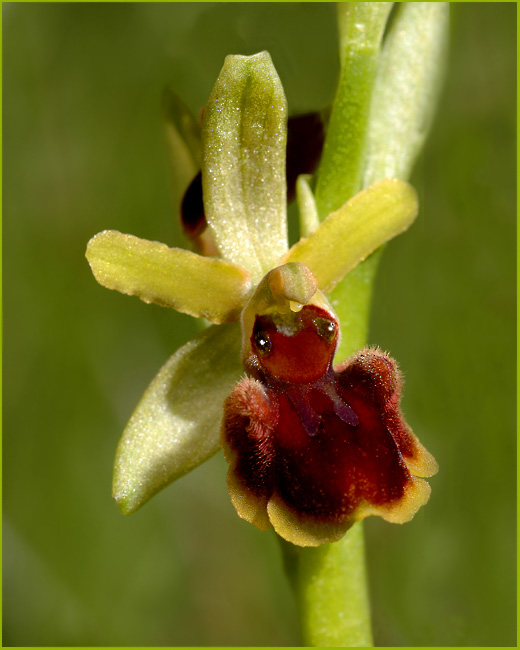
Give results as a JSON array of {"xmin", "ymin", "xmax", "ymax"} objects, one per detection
[
  {"xmin": 86, "ymin": 50, "xmax": 437, "ymax": 547},
  {"xmin": 86, "ymin": 2, "xmax": 450, "ymax": 643}
]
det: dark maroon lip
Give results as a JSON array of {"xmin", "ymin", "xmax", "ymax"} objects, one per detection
[{"xmin": 223, "ymin": 314, "xmax": 436, "ymax": 541}]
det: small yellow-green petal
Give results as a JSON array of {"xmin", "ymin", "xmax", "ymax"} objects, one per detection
[
  {"xmin": 113, "ymin": 322, "xmax": 243, "ymax": 514},
  {"xmin": 201, "ymin": 51, "xmax": 288, "ymax": 282},
  {"xmin": 297, "ymin": 175, "xmax": 320, "ymax": 238},
  {"xmin": 86, "ymin": 230, "xmax": 251, "ymax": 323},
  {"xmin": 282, "ymin": 179, "xmax": 418, "ymax": 294}
]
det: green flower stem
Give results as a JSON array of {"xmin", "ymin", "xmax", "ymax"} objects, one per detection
[
  {"xmin": 314, "ymin": 2, "xmax": 392, "ymax": 218},
  {"xmin": 282, "ymin": 523, "xmax": 372, "ymax": 647}
]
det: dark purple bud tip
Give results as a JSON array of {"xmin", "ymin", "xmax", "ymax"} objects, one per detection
[
  {"xmin": 286, "ymin": 112, "xmax": 325, "ymax": 202},
  {"xmin": 181, "ymin": 171, "xmax": 206, "ymax": 238}
]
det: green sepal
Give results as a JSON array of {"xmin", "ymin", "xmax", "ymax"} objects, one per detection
[
  {"xmin": 86, "ymin": 230, "xmax": 251, "ymax": 323},
  {"xmin": 162, "ymin": 87, "xmax": 201, "ymax": 166},
  {"xmin": 282, "ymin": 179, "xmax": 417, "ymax": 294},
  {"xmin": 113, "ymin": 322, "xmax": 243, "ymax": 514},
  {"xmin": 162, "ymin": 88, "xmax": 201, "ymax": 199},
  {"xmin": 201, "ymin": 51, "xmax": 288, "ymax": 282},
  {"xmin": 363, "ymin": 2, "xmax": 449, "ymax": 186}
]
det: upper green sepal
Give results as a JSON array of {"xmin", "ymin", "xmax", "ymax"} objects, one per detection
[
  {"xmin": 113, "ymin": 322, "xmax": 243, "ymax": 514},
  {"xmin": 86, "ymin": 230, "xmax": 252, "ymax": 323},
  {"xmin": 201, "ymin": 51, "xmax": 288, "ymax": 282}
]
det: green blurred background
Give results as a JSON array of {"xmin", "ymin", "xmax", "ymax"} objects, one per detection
[{"xmin": 3, "ymin": 3, "xmax": 516, "ymax": 646}]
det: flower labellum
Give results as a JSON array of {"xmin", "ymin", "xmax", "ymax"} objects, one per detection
[{"xmin": 222, "ymin": 263, "xmax": 438, "ymax": 547}]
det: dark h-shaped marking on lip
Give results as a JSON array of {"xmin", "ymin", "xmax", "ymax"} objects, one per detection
[{"xmin": 287, "ymin": 382, "xmax": 359, "ymax": 437}]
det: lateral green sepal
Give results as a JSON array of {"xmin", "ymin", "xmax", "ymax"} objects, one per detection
[{"xmin": 113, "ymin": 322, "xmax": 243, "ymax": 514}]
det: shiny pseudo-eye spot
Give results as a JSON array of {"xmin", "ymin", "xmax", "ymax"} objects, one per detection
[
  {"xmin": 254, "ymin": 329, "xmax": 272, "ymax": 356},
  {"xmin": 314, "ymin": 317, "xmax": 336, "ymax": 342}
]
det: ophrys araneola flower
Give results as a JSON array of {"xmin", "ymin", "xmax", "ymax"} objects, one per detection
[{"xmin": 86, "ymin": 51, "xmax": 437, "ymax": 546}]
